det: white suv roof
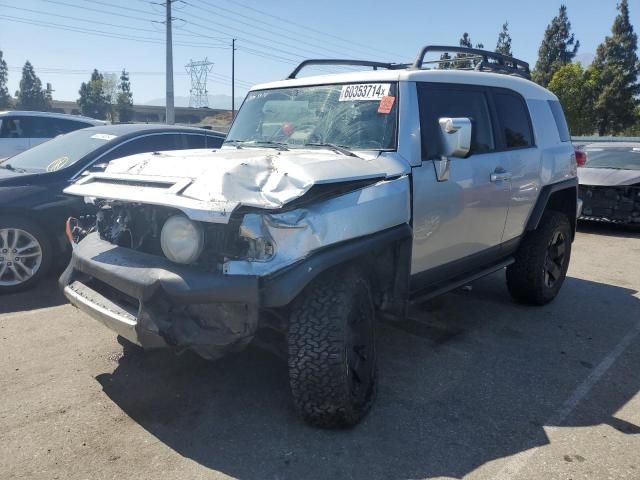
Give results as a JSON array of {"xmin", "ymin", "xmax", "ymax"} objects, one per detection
[
  {"xmin": 253, "ymin": 69, "xmax": 556, "ymax": 102},
  {"xmin": 252, "ymin": 46, "xmax": 556, "ymax": 102},
  {"xmin": 0, "ymin": 110, "xmax": 107, "ymax": 125}
]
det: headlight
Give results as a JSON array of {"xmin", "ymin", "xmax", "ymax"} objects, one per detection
[{"xmin": 160, "ymin": 215, "xmax": 204, "ymax": 264}]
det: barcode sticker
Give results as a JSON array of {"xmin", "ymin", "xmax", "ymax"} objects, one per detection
[{"xmin": 339, "ymin": 83, "xmax": 391, "ymax": 101}]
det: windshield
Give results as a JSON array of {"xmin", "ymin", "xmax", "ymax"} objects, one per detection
[
  {"xmin": 583, "ymin": 146, "xmax": 640, "ymax": 171},
  {"xmin": 226, "ymin": 83, "xmax": 399, "ymax": 150},
  {"xmin": 0, "ymin": 129, "xmax": 117, "ymax": 173}
]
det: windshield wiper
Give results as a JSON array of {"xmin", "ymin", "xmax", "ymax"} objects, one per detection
[
  {"xmin": 303, "ymin": 143, "xmax": 360, "ymax": 158},
  {"xmin": 223, "ymin": 139, "xmax": 289, "ymax": 150},
  {"xmin": 0, "ymin": 163, "xmax": 26, "ymax": 173}
]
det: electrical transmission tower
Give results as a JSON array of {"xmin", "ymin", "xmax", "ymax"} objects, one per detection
[{"xmin": 185, "ymin": 58, "xmax": 214, "ymax": 108}]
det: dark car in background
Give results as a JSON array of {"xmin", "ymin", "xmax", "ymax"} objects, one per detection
[
  {"xmin": 0, "ymin": 124, "xmax": 225, "ymax": 292},
  {"xmin": 576, "ymin": 141, "xmax": 640, "ymax": 225}
]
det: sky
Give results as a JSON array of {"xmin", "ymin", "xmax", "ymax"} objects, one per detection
[{"xmin": 0, "ymin": 0, "xmax": 638, "ymax": 106}]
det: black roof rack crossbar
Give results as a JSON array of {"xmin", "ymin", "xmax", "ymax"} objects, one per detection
[
  {"xmin": 287, "ymin": 59, "xmax": 407, "ymax": 79},
  {"xmin": 412, "ymin": 45, "xmax": 531, "ymax": 79}
]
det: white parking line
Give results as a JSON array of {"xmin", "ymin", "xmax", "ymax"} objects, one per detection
[{"xmin": 494, "ymin": 317, "xmax": 640, "ymax": 480}]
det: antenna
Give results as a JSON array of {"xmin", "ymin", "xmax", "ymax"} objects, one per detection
[{"xmin": 185, "ymin": 58, "xmax": 214, "ymax": 108}]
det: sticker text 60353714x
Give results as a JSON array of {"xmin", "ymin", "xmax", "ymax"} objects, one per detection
[{"xmin": 339, "ymin": 83, "xmax": 391, "ymax": 101}]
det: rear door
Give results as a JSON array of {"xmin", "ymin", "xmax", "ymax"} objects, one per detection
[
  {"xmin": 0, "ymin": 116, "xmax": 31, "ymax": 158},
  {"xmin": 492, "ymin": 89, "xmax": 540, "ymax": 241},
  {"xmin": 410, "ymin": 83, "xmax": 512, "ymax": 277}
]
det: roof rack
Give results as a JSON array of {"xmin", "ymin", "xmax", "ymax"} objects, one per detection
[
  {"xmin": 286, "ymin": 46, "xmax": 531, "ymax": 81},
  {"xmin": 412, "ymin": 45, "xmax": 531, "ymax": 79},
  {"xmin": 287, "ymin": 59, "xmax": 408, "ymax": 79}
]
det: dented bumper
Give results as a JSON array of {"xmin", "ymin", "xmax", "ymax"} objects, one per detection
[{"xmin": 60, "ymin": 233, "xmax": 259, "ymax": 359}]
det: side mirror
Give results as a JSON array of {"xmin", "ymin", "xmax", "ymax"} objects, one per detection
[{"xmin": 438, "ymin": 117, "xmax": 472, "ymax": 158}]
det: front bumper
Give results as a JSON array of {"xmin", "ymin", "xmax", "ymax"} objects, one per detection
[
  {"xmin": 579, "ymin": 184, "xmax": 640, "ymax": 224},
  {"xmin": 61, "ymin": 233, "xmax": 260, "ymax": 359}
]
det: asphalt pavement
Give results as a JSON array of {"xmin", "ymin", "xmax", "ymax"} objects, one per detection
[{"xmin": 1, "ymin": 222, "xmax": 639, "ymax": 480}]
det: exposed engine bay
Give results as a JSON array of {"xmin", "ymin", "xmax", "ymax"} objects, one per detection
[{"xmin": 92, "ymin": 202, "xmax": 250, "ymax": 272}]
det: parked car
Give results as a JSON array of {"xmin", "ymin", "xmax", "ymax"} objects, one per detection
[
  {"xmin": 576, "ymin": 141, "xmax": 640, "ymax": 224},
  {"xmin": 0, "ymin": 124, "xmax": 225, "ymax": 292},
  {"xmin": 61, "ymin": 46, "xmax": 579, "ymax": 428},
  {"xmin": 0, "ymin": 111, "xmax": 107, "ymax": 159}
]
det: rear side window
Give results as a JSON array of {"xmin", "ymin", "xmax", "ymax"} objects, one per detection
[
  {"xmin": 30, "ymin": 117, "xmax": 60, "ymax": 138},
  {"xmin": 0, "ymin": 116, "xmax": 32, "ymax": 138},
  {"xmin": 418, "ymin": 84, "xmax": 495, "ymax": 159},
  {"xmin": 56, "ymin": 119, "xmax": 94, "ymax": 135},
  {"xmin": 181, "ymin": 134, "xmax": 207, "ymax": 149},
  {"xmin": 548, "ymin": 100, "xmax": 571, "ymax": 142},
  {"xmin": 207, "ymin": 134, "xmax": 224, "ymax": 148},
  {"xmin": 101, "ymin": 134, "xmax": 183, "ymax": 162},
  {"xmin": 493, "ymin": 92, "xmax": 533, "ymax": 149}
]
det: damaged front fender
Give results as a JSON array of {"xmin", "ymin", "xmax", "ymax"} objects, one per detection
[{"xmin": 226, "ymin": 175, "xmax": 411, "ymax": 276}]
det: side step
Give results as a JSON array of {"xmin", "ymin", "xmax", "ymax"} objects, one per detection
[{"xmin": 409, "ymin": 258, "xmax": 514, "ymax": 305}]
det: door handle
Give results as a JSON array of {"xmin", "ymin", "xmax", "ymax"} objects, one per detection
[{"xmin": 490, "ymin": 169, "xmax": 512, "ymax": 182}]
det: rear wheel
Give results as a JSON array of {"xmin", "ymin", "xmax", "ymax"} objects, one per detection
[
  {"xmin": 507, "ymin": 210, "xmax": 572, "ymax": 305},
  {"xmin": 288, "ymin": 266, "xmax": 377, "ymax": 428},
  {"xmin": 0, "ymin": 218, "xmax": 52, "ymax": 293}
]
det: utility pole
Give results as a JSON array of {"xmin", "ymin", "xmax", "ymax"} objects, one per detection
[
  {"xmin": 231, "ymin": 38, "xmax": 236, "ymax": 119},
  {"xmin": 165, "ymin": 0, "xmax": 175, "ymax": 124}
]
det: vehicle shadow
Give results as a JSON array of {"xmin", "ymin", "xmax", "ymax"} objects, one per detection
[
  {"xmin": 96, "ymin": 272, "xmax": 640, "ymax": 480},
  {"xmin": 0, "ymin": 276, "xmax": 67, "ymax": 315}
]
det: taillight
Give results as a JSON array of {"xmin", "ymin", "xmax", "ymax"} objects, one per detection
[{"xmin": 575, "ymin": 149, "xmax": 587, "ymax": 167}]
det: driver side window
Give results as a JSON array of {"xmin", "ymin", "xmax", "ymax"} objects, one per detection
[{"xmin": 418, "ymin": 84, "xmax": 495, "ymax": 160}]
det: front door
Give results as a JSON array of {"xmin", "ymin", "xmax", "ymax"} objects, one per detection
[{"xmin": 411, "ymin": 83, "xmax": 511, "ymax": 276}]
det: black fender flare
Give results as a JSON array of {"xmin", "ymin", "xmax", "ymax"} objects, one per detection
[
  {"xmin": 525, "ymin": 177, "xmax": 578, "ymax": 233},
  {"xmin": 260, "ymin": 224, "xmax": 413, "ymax": 308}
]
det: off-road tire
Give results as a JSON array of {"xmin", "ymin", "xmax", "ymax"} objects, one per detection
[
  {"xmin": 288, "ymin": 266, "xmax": 377, "ymax": 428},
  {"xmin": 507, "ymin": 210, "xmax": 572, "ymax": 305},
  {"xmin": 0, "ymin": 217, "xmax": 53, "ymax": 294}
]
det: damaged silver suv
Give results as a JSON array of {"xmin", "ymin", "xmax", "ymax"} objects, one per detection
[{"xmin": 61, "ymin": 46, "xmax": 579, "ymax": 428}]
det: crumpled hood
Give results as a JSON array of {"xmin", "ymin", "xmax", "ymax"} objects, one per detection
[
  {"xmin": 578, "ymin": 167, "xmax": 640, "ymax": 186},
  {"xmin": 64, "ymin": 147, "xmax": 410, "ymax": 223}
]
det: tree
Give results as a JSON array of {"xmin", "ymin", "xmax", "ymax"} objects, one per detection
[
  {"xmin": 548, "ymin": 63, "xmax": 599, "ymax": 135},
  {"xmin": 592, "ymin": 0, "xmax": 640, "ymax": 135},
  {"xmin": 77, "ymin": 69, "xmax": 110, "ymax": 120},
  {"xmin": 532, "ymin": 5, "xmax": 580, "ymax": 87},
  {"xmin": 495, "ymin": 22, "xmax": 513, "ymax": 57},
  {"xmin": 116, "ymin": 69, "xmax": 134, "ymax": 122},
  {"xmin": 15, "ymin": 62, "xmax": 50, "ymax": 110},
  {"xmin": 456, "ymin": 33, "xmax": 484, "ymax": 69},
  {"xmin": 0, "ymin": 50, "xmax": 11, "ymax": 109},
  {"xmin": 14, "ymin": 61, "xmax": 51, "ymax": 111}
]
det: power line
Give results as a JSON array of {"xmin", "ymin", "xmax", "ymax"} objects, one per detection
[
  {"xmin": 66, "ymin": 0, "xmax": 348, "ymax": 71},
  {"xmin": 206, "ymin": 0, "xmax": 406, "ymax": 59},
  {"xmin": 1, "ymin": 2, "xmax": 226, "ymax": 45},
  {"xmin": 6, "ymin": 66, "xmax": 254, "ymax": 89},
  {"xmin": 0, "ymin": 14, "xmax": 227, "ymax": 49},
  {"xmin": 181, "ymin": 0, "xmax": 368, "ymax": 60}
]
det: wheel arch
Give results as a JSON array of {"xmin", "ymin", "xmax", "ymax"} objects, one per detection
[
  {"xmin": 526, "ymin": 178, "xmax": 578, "ymax": 239},
  {"xmin": 260, "ymin": 224, "xmax": 412, "ymax": 318}
]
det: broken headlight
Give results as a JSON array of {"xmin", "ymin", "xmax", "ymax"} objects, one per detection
[{"xmin": 160, "ymin": 214, "xmax": 205, "ymax": 264}]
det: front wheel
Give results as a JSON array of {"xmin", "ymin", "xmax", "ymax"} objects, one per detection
[
  {"xmin": 288, "ymin": 266, "xmax": 377, "ymax": 428},
  {"xmin": 506, "ymin": 210, "xmax": 572, "ymax": 305},
  {"xmin": 0, "ymin": 218, "xmax": 52, "ymax": 294}
]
